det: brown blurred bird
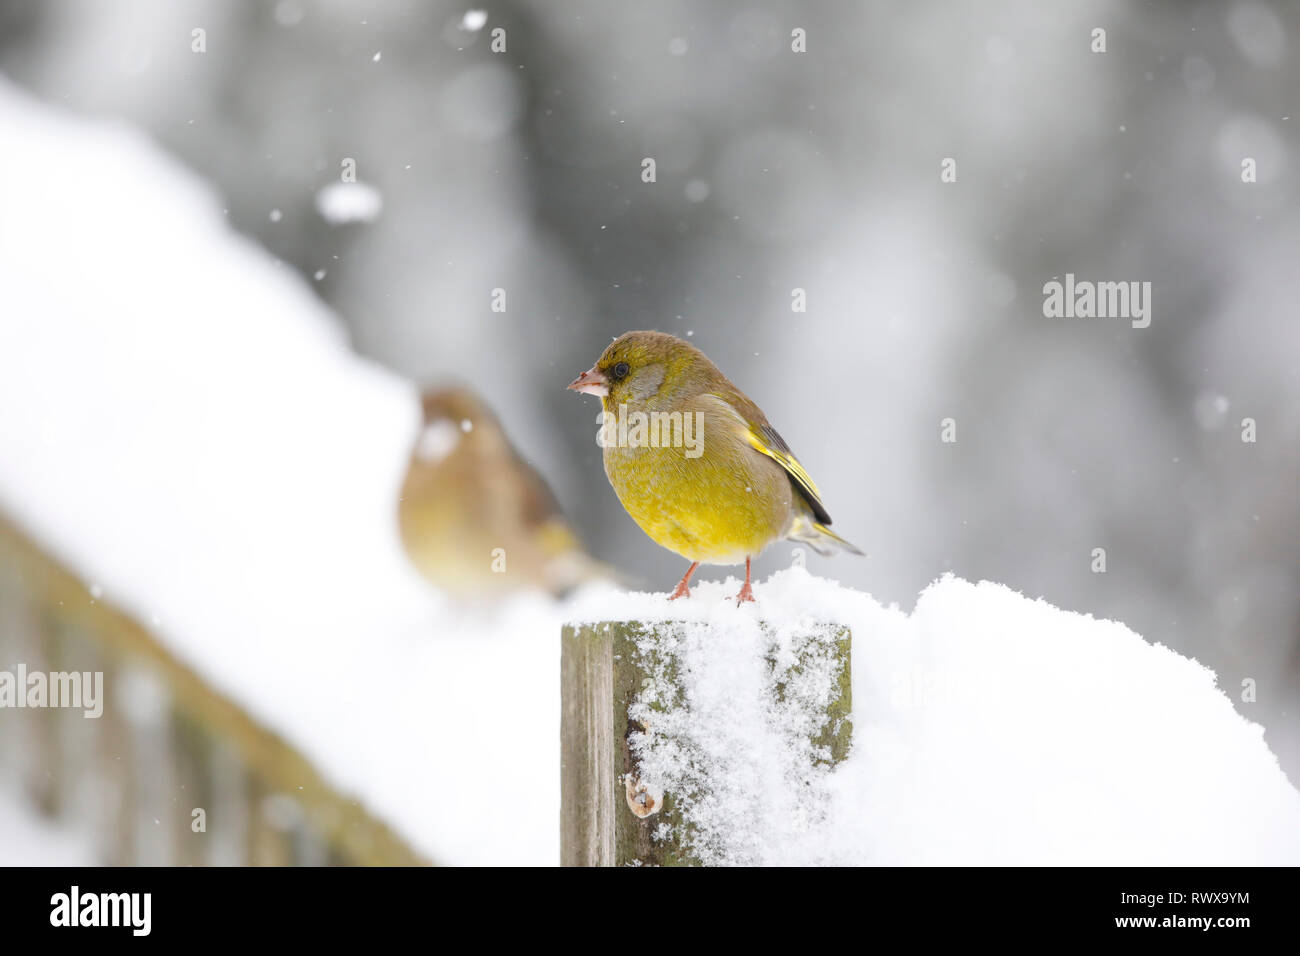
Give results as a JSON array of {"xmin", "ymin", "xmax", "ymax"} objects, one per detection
[{"xmin": 398, "ymin": 387, "xmax": 608, "ymax": 599}]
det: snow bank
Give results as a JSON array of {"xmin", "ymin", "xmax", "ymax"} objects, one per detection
[
  {"xmin": 1, "ymin": 80, "xmax": 1297, "ymax": 866},
  {"xmin": 569, "ymin": 570, "xmax": 1300, "ymax": 865}
]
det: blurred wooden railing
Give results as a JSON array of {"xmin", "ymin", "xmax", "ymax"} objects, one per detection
[{"xmin": 0, "ymin": 511, "xmax": 427, "ymax": 866}]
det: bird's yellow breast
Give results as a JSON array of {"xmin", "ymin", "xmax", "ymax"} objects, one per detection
[{"xmin": 601, "ymin": 416, "xmax": 792, "ymax": 565}]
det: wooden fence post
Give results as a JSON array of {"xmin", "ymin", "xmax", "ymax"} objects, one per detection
[{"xmin": 561, "ymin": 619, "xmax": 852, "ymax": 866}]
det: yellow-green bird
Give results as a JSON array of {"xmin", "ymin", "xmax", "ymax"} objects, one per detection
[
  {"xmin": 399, "ymin": 387, "xmax": 608, "ymax": 599},
  {"xmin": 567, "ymin": 330, "xmax": 861, "ymax": 604}
]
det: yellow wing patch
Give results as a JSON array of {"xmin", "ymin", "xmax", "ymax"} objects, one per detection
[{"xmin": 743, "ymin": 424, "xmax": 831, "ymax": 524}]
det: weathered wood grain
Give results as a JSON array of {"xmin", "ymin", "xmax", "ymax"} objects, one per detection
[{"xmin": 561, "ymin": 619, "xmax": 852, "ymax": 866}]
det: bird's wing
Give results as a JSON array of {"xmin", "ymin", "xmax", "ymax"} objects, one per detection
[
  {"xmin": 701, "ymin": 390, "xmax": 833, "ymax": 525},
  {"xmin": 743, "ymin": 423, "xmax": 832, "ymax": 525},
  {"xmin": 515, "ymin": 451, "xmax": 566, "ymax": 528}
]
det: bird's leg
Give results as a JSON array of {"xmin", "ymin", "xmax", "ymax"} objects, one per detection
[
  {"xmin": 734, "ymin": 557, "xmax": 756, "ymax": 606},
  {"xmin": 668, "ymin": 561, "xmax": 700, "ymax": 600}
]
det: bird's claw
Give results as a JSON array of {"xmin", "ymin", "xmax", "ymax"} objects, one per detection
[
  {"xmin": 668, "ymin": 561, "xmax": 700, "ymax": 601},
  {"xmin": 733, "ymin": 582, "xmax": 755, "ymax": 606}
]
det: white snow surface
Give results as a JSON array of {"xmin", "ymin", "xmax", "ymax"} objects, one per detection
[{"xmin": 2, "ymin": 80, "xmax": 1298, "ymax": 865}]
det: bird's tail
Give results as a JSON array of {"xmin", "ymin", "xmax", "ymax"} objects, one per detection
[
  {"xmin": 536, "ymin": 518, "xmax": 642, "ymax": 596},
  {"xmin": 787, "ymin": 515, "xmax": 865, "ymax": 557}
]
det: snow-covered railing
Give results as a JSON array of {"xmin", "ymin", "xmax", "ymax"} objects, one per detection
[
  {"xmin": 0, "ymin": 81, "xmax": 564, "ymax": 866},
  {"xmin": 0, "ymin": 514, "xmax": 425, "ymax": 866}
]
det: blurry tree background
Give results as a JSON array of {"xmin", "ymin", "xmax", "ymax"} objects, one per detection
[{"xmin": 1, "ymin": 0, "xmax": 1296, "ymax": 777}]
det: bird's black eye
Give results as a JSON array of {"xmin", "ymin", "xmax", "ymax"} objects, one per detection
[{"xmin": 612, "ymin": 361, "xmax": 630, "ymax": 380}]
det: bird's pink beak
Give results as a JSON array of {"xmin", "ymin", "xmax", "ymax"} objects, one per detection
[{"xmin": 567, "ymin": 366, "xmax": 609, "ymax": 397}]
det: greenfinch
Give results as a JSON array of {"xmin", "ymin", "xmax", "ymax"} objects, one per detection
[
  {"xmin": 398, "ymin": 387, "xmax": 608, "ymax": 599},
  {"xmin": 567, "ymin": 330, "xmax": 861, "ymax": 604}
]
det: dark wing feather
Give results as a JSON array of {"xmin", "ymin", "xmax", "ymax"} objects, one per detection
[
  {"xmin": 703, "ymin": 380, "xmax": 835, "ymax": 525},
  {"xmin": 749, "ymin": 423, "xmax": 833, "ymax": 525}
]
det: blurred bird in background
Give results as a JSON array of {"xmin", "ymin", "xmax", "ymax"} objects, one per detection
[
  {"xmin": 568, "ymin": 331, "xmax": 861, "ymax": 604},
  {"xmin": 398, "ymin": 387, "xmax": 609, "ymax": 599}
]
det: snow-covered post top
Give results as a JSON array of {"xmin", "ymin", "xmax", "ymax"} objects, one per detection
[{"xmin": 561, "ymin": 604, "xmax": 852, "ymax": 867}]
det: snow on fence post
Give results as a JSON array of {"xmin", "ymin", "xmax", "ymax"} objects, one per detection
[{"xmin": 561, "ymin": 619, "xmax": 852, "ymax": 866}]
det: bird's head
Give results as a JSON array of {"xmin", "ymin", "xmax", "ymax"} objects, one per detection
[
  {"xmin": 413, "ymin": 386, "xmax": 501, "ymax": 464},
  {"xmin": 567, "ymin": 330, "xmax": 711, "ymax": 411}
]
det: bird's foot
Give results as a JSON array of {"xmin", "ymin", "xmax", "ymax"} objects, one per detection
[
  {"xmin": 668, "ymin": 561, "xmax": 700, "ymax": 601},
  {"xmin": 733, "ymin": 581, "xmax": 756, "ymax": 606},
  {"xmin": 732, "ymin": 556, "xmax": 755, "ymax": 606}
]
